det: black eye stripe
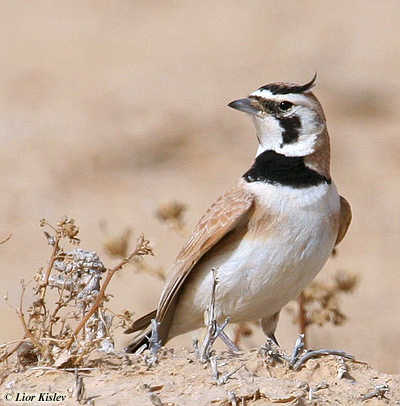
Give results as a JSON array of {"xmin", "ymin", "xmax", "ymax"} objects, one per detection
[
  {"xmin": 249, "ymin": 96, "xmax": 295, "ymax": 115},
  {"xmin": 248, "ymin": 96, "xmax": 274, "ymax": 112}
]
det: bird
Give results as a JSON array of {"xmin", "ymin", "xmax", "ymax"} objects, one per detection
[{"xmin": 125, "ymin": 75, "xmax": 351, "ymax": 353}]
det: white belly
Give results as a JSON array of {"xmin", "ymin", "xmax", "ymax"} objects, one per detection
[{"xmin": 170, "ymin": 181, "xmax": 340, "ymax": 337}]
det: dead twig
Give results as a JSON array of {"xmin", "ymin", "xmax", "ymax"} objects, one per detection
[
  {"xmin": 361, "ymin": 383, "xmax": 389, "ymax": 401},
  {"xmin": 208, "ymin": 355, "xmax": 244, "ymax": 385},
  {"xmin": 29, "ymin": 366, "xmax": 97, "ymax": 371},
  {"xmin": 16, "ymin": 279, "xmax": 46, "ymax": 353},
  {"xmin": 135, "ymin": 344, "xmax": 148, "ymax": 356},
  {"xmin": 290, "ymin": 270, "xmax": 359, "ymax": 342},
  {"xmin": 290, "ymin": 334, "xmax": 305, "ymax": 364},
  {"xmin": 2, "ymin": 218, "xmax": 155, "ymax": 371},
  {"xmin": 73, "ymin": 367, "xmax": 87, "ymax": 403},
  {"xmin": 227, "ymin": 390, "xmax": 238, "ymax": 406},
  {"xmin": 142, "ymin": 319, "xmax": 162, "ymax": 368},
  {"xmin": 199, "ymin": 268, "xmax": 231, "ymax": 362},
  {"xmin": 259, "ymin": 338, "xmax": 287, "ymax": 364},
  {"xmin": 39, "ymin": 217, "xmax": 80, "ymax": 301},
  {"xmin": 65, "ymin": 234, "xmax": 153, "ymax": 350},
  {"xmin": 39, "ymin": 237, "xmax": 60, "ymax": 301},
  {"xmin": 0, "ymin": 339, "xmax": 28, "ymax": 363},
  {"xmin": 297, "ymin": 292, "xmax": 307, "ymax": 347},
  {"xmin": 218, "ymin": 363, "xmax": 245, "ymax": 385},
  {"xmin": 337, "ymin": 357, "xmax": 349, "ymax": 379},
  {"xmin": 199, "ymin": 268, "xmax": 219, "ymax": 362},
  {"xmin": 292, "ymin": 348, "xmax": 355, "ymax": 371},
  {"xmin": 48, "ymin": 267, "xmax": 76, "ymax": 337},
  {"xmin": 148, "ymin": 319, "xmax": 162, "ymax": 355},
  {"xmin": 155, "ymin": 199, "xmax": 187, "ymax": 235},
  {"xmin": 193, "ymin": 339, "xmax": 200, "ymax": 359},
  {"xmin": 261, "ymin": 334, "xmax": 355, "ymax": 374},
  {"xmin": 210, "ymin": 355, "xmax": 219, "ymax": 380},
  {"xmin": 0, "ymin": 234, "xmax": 11, "ymax": 245},
  {"xmin": 143, "ymin": 383, "xmax": 165, "ymax": 406}
]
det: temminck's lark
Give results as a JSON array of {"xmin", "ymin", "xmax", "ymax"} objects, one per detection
[{"xmin": 125, "ymin": 76, "xmax": 351, "ymax": 352}]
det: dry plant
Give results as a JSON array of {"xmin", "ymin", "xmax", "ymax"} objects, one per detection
[
  {"xmin": 155, "ymin": 199, "xmax": 187, "ymax": 235},
  {"xmin": 1, "ymin": 217, "xmax": 153, "ymax": 370},
  {"xmin": 100, "ymin": 222, "xmax": 133, "ymax": 259},
  {"xmin": 191, "ymin": 269, "xmax": 245, "ymax": 386},
  {"xmin": 129, "ymin": 199, "xmax": 188, "ymax": 281},
  {"xmin": 131, "ymin": 257, "xmax": 166, "ymax": 282},
  {"xmin": 101, "ymin": 221, "xmax": 167, "ymax": 281},
  {"xmin": 290, "ymin": 269, "xmax": 359, "ymax": 346},
  {"xmin": 0, "ymin": 234, "xmax": 12, "ymax": 245},
  {"xmin": 106, "ymin": 198, "xmax": 189, "ymax": 282}
]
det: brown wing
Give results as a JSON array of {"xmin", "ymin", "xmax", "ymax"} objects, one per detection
[
  {"xmin": 155, "ymin": 184, "xmax": 254, "ymax": 343},
  {"xmin": 335, "ymin": 196, "xmax": 352, "ymax": 246}
]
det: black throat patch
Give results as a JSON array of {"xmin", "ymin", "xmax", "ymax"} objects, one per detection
[{"xmin": 243, "ymin": 150, "xmax": 331, "ymax": 188}]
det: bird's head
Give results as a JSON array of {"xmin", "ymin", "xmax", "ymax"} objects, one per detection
[{"xmin": 228, "ymin": 75, "xmax": 328, "ymax": 160}]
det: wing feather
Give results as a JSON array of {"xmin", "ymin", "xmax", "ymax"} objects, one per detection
[
  {"xmin": 335, "ymin": 195, "xmax": 352, "ymax": 246},
  {"xmin": 156, "ymin": 184, "xmax": 254, "ymax": 342}
]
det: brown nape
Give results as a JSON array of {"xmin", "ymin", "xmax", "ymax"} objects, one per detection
[
  {"xmin": 302, "ymin": 91, "xmax": 331, "ymax": 180},
  {"xmin": 304, "ymin": 126, "xmax": 331, "ymax": 180}
]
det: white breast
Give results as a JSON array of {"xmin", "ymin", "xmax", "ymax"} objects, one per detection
[{"xmin": 170, "ymin": 181, "xmax": 341, "ymax": 337}]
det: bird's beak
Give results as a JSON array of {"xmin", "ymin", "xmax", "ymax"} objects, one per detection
[{"xmin": 228, "ymin": 98, "xmax": 260, "ymax": 115}]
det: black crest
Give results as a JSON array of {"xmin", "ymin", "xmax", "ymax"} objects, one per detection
[{"xmin": 259, "ymin": 73, "xmax": 317, "ymax": 95}]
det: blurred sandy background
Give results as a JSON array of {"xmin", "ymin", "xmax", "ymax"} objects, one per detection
[{"xmin": 0, "ymin": 1, "xmax": 399, "ymax": 373}]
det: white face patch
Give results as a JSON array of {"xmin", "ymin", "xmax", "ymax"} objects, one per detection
[
  {"xmin": 250, "ymin": 88, "xmax": 275, "ymax": 99},
  {"xmin": 250, "ymin": 89, "xmax": 314, "ymax": 106},
  {"xmin": 247, "ymin": 91, "xmax": 325, "ymax": 157}
]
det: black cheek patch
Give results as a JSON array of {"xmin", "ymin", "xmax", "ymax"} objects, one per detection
[{"xmin": 279, "ymin": 115, "xmax": 302, "ymax": 145}]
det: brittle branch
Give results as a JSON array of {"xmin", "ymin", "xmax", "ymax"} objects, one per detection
[
  {"xmin": 16, "ymin": 279, "xmax": 46, "ymax": 353},
  {"xmin": 65, "ymin": 234, "xmax": 153, "ymax": 350}
]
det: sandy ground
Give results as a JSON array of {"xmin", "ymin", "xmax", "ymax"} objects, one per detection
[
  {"xmin": 2, "ymin": 349, "xmax": 399, "ymax": 405},
  {"xmin": 0, "ymin": 0, "xmax": 400, "ymax": 382}
]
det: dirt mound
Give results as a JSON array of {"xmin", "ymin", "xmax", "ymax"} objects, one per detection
[{"xmin": 2, "ymin": 348, "xmax": 398, "ymax": 405}]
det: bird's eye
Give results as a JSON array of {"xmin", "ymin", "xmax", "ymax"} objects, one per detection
[{"xmin": 278, "ymin": 101, "xmax": 294, "ymax": 112}]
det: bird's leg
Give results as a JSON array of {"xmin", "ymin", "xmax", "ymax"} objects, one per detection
[{"xmin": 219, "ymin": 330, "xmax": 242, "ymax": 354}]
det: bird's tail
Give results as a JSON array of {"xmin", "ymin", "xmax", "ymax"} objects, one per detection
[
  {"xmin": 125, "ymin": 310, "xmax": 156, "ymax": 334},
  {"xmin": 124, "ymin": 309, "xmax": 156, "ymax": 353},
  {"xmin": 124, "ymin": 326, "xmax": 152, "ymax": 353}
]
